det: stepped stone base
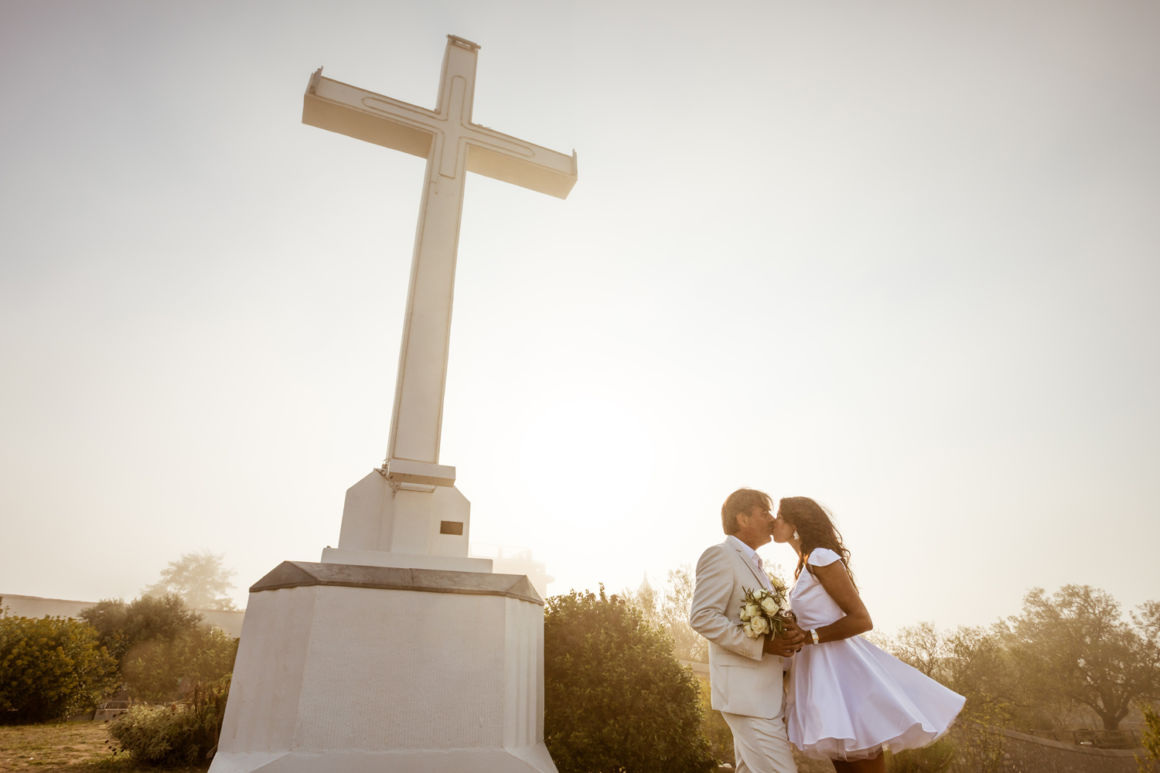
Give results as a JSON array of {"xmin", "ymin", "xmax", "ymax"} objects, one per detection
[{"xmin": 209, "ymin": 561, "xmax": 556, "ymax": 773}]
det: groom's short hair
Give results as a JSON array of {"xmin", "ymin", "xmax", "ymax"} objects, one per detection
[{"xmin": 721, "ymin": 488, "xmax": 771, "ymax": 534}]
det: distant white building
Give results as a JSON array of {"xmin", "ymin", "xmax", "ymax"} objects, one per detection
[{"xmin": 0, "ymin": 593, "xmax": 246, "ymax": 637}]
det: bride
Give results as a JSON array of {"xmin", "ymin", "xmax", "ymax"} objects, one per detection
[{"xmin": 771, "ymin": 496, "xmax": 965, "ymax": 772}]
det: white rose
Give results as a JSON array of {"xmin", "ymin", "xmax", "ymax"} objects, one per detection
[
  {"xmin": 760, "ymin": 596, "xmax": 780, "ymax": 615},
  {"xmin": 740, "ymin": 607, "xmax": 752, "ymax": 622},
  {"xmin": 749, "ymin": 615, "xmax": 769, "ymax": 635},
  {"xmin": 745, "ymin": 603, "xmax": 760, "ymax": 620},
  {"xmin": 743, "ymin": 622, "xmax": 758, "ymax": 639}
]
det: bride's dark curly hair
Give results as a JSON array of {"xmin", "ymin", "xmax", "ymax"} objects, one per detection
[{"xmin": 777, "ymin": 496, "xmax": 855, "ymax": 587}]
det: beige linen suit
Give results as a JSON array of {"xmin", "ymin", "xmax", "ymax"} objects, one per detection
[{"xmin": 690, "ymin": 537, "xmax": 796, "ymax": 773}]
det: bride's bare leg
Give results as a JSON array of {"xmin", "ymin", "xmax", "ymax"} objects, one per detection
[{"xmin": 832, "ymin": 752, "xmax": 885, "ymax": 773}]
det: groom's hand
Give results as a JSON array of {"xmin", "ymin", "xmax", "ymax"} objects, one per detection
[{"xmin": 763, "ymin": 626, "xmax": 805, "ymax": 657}]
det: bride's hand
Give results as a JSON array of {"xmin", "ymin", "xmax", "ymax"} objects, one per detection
[{"xmin": 764, "ymin": 626, "xmax": 805, "ymax": 657}]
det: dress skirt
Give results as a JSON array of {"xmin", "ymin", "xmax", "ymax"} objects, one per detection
[{"xmin": 786, "ymin": 635, "xmax": 966, "ymax": 760}]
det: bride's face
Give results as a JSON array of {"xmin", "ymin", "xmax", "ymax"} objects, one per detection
[{"xmin": 771, "ymin": 511, "xmax": 796, "ymax": 543}]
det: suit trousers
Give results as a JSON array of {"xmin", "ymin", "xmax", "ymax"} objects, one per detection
[{"xmin": 721, "ymin": 710, "xmax": 797, "ymax": 773}]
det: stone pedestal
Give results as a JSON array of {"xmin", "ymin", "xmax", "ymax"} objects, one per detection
[
  {"xmin": 209, "ymin": 562, "xmax": 556, "ymax": 773},
  {"xmin": 326, "ymin": 469, "xmax": 489, "ymax": 573}
]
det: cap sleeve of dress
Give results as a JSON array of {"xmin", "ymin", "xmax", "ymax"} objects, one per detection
[{"xmin": 807, "ymin": 547, "xmax": 842, "ymax": 567}]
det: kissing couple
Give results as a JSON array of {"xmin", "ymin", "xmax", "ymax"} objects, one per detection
[{"xmin": 689, "ymin": 489, "xmax": 965, "ymax": 773}]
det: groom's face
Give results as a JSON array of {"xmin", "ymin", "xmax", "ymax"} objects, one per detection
[{"xmin": 736, "ymin": 503, "xmax": 775, "ymax": 549}]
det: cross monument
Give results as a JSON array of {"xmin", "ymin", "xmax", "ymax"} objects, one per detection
[
  {"xmin": 210, "ymin": 37, "xmax": 575, "ymax": 773},
  {"xmin": 303, "ymin": 35, "xmax": 577, "ymax": 568}
]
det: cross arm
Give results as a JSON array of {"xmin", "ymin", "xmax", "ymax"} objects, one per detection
[
  {"xmin": 302, "ymin": 68, "xmax": 436, "ymax": 159},
  {"xmin": 465, "ymin": 128, "xmax": 578, "ymax": 199},
  {"xmin": 303, "ymin": 68, "xmax": 578, "ymax": 199}
]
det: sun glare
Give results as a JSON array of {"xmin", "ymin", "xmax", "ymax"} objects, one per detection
[{"xmin": 518, "ymin": 392, "xmax": 656, "ymax": 524}]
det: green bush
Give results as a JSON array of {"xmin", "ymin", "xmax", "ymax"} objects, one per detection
[
  {"xmin": 543, "ymin": 586, "xmax": 716, "ymax": 773},
  {"xmin": 108, "ymin": 677, "xmax": 230, "ymax": 767},
  {"xmin": 1140, "ymin": 703, "xmax": 1160, "ymax": 772},
  {"xmin": 0, "ymin": 615, "xmax": 118, "ymax": 723}
]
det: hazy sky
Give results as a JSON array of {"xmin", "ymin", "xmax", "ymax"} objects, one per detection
[{"xmin": 2, "ymin": 0, "xmax": 1158, "ymax": 636}]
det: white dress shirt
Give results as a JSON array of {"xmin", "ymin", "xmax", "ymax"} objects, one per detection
[{"xmin": 726, "ymin": 535, "xmax": 773, "ymax": 591}]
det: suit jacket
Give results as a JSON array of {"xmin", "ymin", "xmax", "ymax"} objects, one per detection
[{"xmin": 689, "ymin": 537, "xmax": 787, "ymax": 718}]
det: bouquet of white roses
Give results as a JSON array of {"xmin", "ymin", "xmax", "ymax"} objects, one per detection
[{"xmin": 739, "ymin": 576, "xmax": 790, "ymax": 639}]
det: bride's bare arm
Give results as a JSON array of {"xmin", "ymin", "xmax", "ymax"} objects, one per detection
[{"xmin": 806, "ymin": 562, "xmax": 873, "ymax": 644}]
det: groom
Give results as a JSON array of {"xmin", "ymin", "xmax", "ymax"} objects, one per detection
[{"xmin": 690, "ymin": 488, "xmax": 804, "ymax": 773}]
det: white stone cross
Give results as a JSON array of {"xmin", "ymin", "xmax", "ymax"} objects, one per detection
[{"xmin": 303, "ymin": 35, "xmax": 576, "ymax": 567}]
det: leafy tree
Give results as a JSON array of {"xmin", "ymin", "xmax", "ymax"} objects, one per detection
[
  {"xmin": 887, "ymin": 621, "xmax": 1026, "ymax": 726},
  {"xmin": 81, "ymin": 594, "xmax": 236, "ymax": 703},
  {"xmin": 941, "ymin": 624, "xmax": 1025, "ymax": 726},
  {"xmin": 145, "ymin": 551, "xmax": 238, "ymax": 611},
  {"xmin": 0, "ymin": 615, "xmax": 118, "ymax": 723},
  {"xmin": 81, "ymin": 594, "xmax": 202, "ymax": 665},
  {"xmin": 79, "ymin": 599, "xmax": 132, "ymax": 664},
  {"xmin": 885, "ymin": 622, "xmax": 1015, "ymax": 769},
  {"xmin": 1006, "ymin": 585, "xmax": 1160, "ymax": 730},
  {"xmin": 660, "ymin": 566, "xmax": 709, "ymax": 663},
  {"xmin": 544, "ymin": 586, "xmax": 716, "ymax": 772},
  {"xmin": 122, "ymin": 626, "xmax": 237, "ymax": 704},
  {"xmin": 626, "ymin": 566, "xmax": 708, "ymax": 663},
  {"xmin": 888, "ymin": 622, "xmax": 947, "ymax": 680}
]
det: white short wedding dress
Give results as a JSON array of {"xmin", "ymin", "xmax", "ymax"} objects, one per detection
[{"xmin": 786, "ymin": 548, "xmax": 965, "ymax": 760}]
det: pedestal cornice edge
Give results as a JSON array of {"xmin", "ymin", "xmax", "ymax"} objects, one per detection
[{"xmin": 250, "ymin": 561, "xmax": 544, "ymax": 606}]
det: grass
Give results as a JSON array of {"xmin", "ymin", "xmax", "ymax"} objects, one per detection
[{"xmin": 0, "ymin": 721, "xmax": 206, "ymax": 772}]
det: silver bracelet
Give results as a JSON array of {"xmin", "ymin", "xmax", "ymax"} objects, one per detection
[{"xmin": 810, "ymin": 629, "xmax": 820, "ymax": 645}]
